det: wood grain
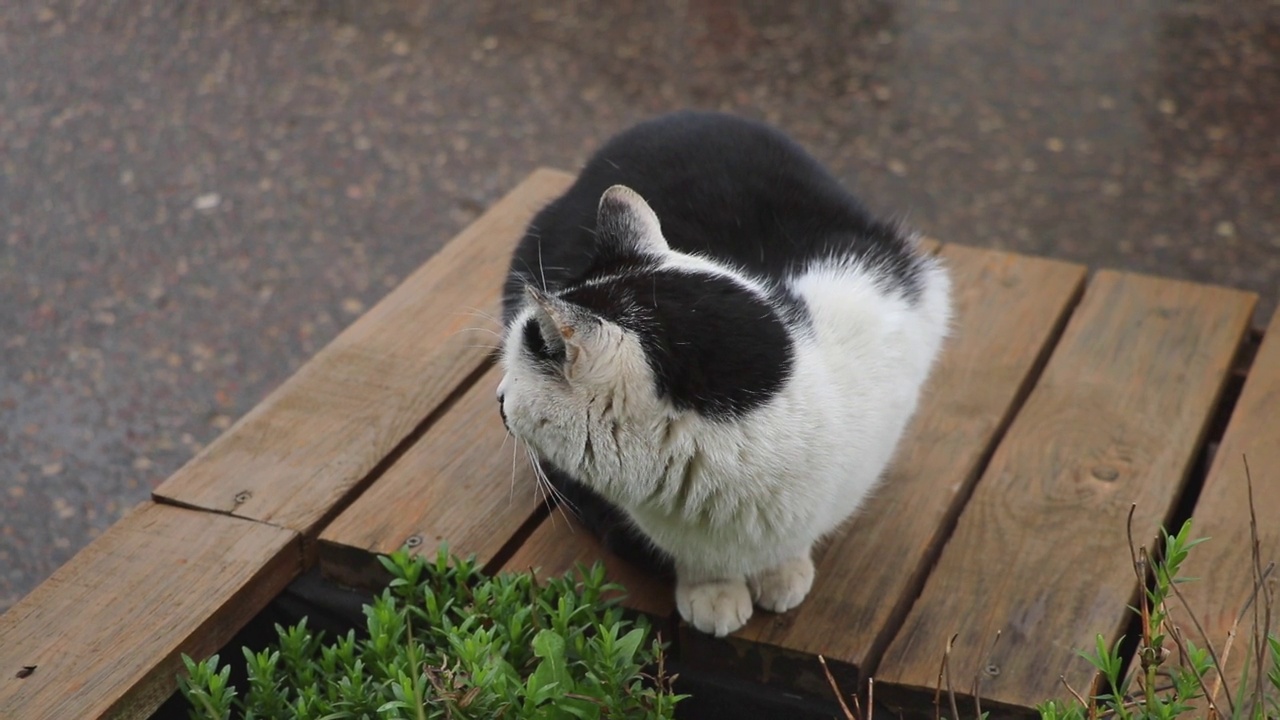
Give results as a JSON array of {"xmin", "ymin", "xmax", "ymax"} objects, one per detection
[
  {"xmin": 682, "ymin": 244, "xmax": 1087, "ymax": 696},
  {"xmin": 154, "ymin": 169, "xmax": 573, "ymax": 537},
  {"xmin": 876, "ymin": 271, "xmax": 1256, "ymax": 715},
  {"xmin": 0, "ymin": 502, "xmax": 300, "ymax": 720},
  {"xmin": 318, "ymin": 365, "xmax": 547, "ymax": 588},
  {"xmin": 1177, "ymin": 308, "xmax": 1280, "ymax": 704},
  {"xmin": 502, "ymin": 514, "xmax": 675, "ymax": 618}
]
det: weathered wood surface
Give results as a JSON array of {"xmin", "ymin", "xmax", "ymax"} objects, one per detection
[
  {"xmin": 876, "ymin": 271, "xmax": 1256, "ymax": 715},
  {"xmin": 155, "ymin": 169, "xmax": 573, "ymax": 538},
  {"xmin": 1178, "ymin": 308, "xmax": 1280, "ymax": 705},
  {"xmin": 502, "ymin": 514, "xmax": 676, "ymax": 618},
  {"xmin": 13, "ymin": 166, "xmax": 1273, "ymax": 719},
  {"xmin": 318, "ymin": 366, "xmax": 547, "ymax": 588},
  {"xmin": 683, "ymin": 244, "xmax": 1087, "ymax": 695},
  {"xmin": 0, "ymin": 502, "xmax": 300, "ymax": 720}
]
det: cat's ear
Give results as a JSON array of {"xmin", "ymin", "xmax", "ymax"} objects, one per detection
[
  {"xmin": 525, "ymin": 285, "xmax": 587, "ymax": 373},
  {"xmin": 597, "ymin": 185, "xmax": 669, "ymax": 256}
]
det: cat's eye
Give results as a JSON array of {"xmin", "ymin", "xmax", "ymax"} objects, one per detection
[{"xmin": 522, "ymin": 317, "xmax": 566, "ymax": 367}]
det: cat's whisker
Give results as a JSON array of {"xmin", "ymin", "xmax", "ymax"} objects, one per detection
[
  {"xmin": 525, "ymin": 448, "xmax": 580, "ymax": 529},
  {"xmin": 536, "ymin": 240, "xmax": 547, "ymax": 291},
  {"xmin": 523, "ymin": 446, "xmax": 579, "ymax": 530},
  {"xmin": 522, "ymin": 446, "xmax": 551, "ymax": 510},
  {"xmin": 447, "ymin": 325, "xmax": 504, "ymax": 343},
  {"xmin": 540, "ymin": 467, "xmax": 581, "ymax": 519},
  {"xmin": 453, "ymin": 306, "xmax": 504, "ymax": 327},
  {"xmin": 502, "ymin": 430, "xmax": 516, "ymax": 507},
  {"xmin": 523, "ymin": 446, "xmax": 554, "ymax": 515},
  {"xmin": 460, "ymin": 326, "xmax": 504, "ymax": 339}
]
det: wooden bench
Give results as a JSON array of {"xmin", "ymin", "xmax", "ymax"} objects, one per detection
[{"xmin": 2, "ymin": 168, "xmax": 1276, "ymax": 719}]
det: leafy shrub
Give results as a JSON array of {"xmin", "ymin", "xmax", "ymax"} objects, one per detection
[{"xmin": 179, "ymin": 548, "xmax": 685, "ymax": 719}]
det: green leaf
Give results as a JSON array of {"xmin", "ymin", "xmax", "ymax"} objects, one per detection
[
  {"xmin": 557, "ymin": 697, "xmax": 603, "ymax": 720},
  {"xmin": 530, "ymin": 628, "xmax": 571, "ymax": 696},
  {"xmin": 613, "ymin": 628, "xmax": 644, "ymax": 665}
]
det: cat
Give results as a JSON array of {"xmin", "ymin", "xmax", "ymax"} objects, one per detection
[{"xmin": 497, "ymin": 110, "xmax": 951, "ymax": 637}]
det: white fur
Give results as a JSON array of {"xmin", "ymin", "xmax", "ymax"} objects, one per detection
[{"xmin": 499, "ymin": 206, "xmax": 951, "ymax": 637}]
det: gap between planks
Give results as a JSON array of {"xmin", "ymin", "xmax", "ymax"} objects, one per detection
[
  {"xmin": 1176, "ymin": 307, "xmax": 1280, "ymax": 706},
  {"xmin": 874, "ymin": 270, "xmax": 1256, "ymax": 717}
]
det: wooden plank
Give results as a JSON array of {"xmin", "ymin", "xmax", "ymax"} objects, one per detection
[
  {"xmin": 681, "ymin": 244, "xmax": 1087, "ymax": 696},
  {"xmin": 154, "ymin": 169, "xmax": 574, "ymax": 537},
  {"xmin": 502, "ymin": 514, "xmax": 675, "ymax": 618},
  {"xmin": 877, "ymin": 271, "xmax": 1256, "ymax": 716},
  {"xmin": 318, "ymin": 365, "xmax": 546, "ymax": 588},
  {"xmin": 1179, "ymin": 308, "xmax": 1280, "ymax": 702},
  {"xmin": 0, "ymin": 502, "xmax": 300, "ymax": 720}
]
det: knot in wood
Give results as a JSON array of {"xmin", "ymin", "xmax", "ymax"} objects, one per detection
[{"xmin": 1091, "ymin": 466, "xmax": 1120, "ymax": 482}]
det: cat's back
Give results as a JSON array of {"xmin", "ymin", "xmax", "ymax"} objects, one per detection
[
  {"xmin": 569, "ymin": 111, "xmax": 880, "ymax": 267},
  {"xmin": 504, "ymin": 112, "xmax": 910, "ymax": 321}
]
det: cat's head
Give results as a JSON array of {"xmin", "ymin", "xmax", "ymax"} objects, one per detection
[{"xmin": 497, "ymin": 185, "xmax": 795, "ymax": 502}]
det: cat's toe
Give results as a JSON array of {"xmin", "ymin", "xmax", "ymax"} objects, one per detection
[
  {"xmin": 676, "ymin": 579, "xmax": 752, "ymax": 637},
  {"xmin": 748, "ymin": 554, "xmax": 815, "ymax": 613}
]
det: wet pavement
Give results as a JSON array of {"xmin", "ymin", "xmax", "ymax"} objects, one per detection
[{"xmin": 2, "ymin": 0, "xmax": 1278, "ymax": 610}]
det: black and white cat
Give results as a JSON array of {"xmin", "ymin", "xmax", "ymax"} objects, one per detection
[{"xmin": 497, "ymin": 111, "xmax": 951, "ymax": 637}]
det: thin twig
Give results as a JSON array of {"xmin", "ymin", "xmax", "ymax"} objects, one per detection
[
  {"xmin": 944, "ymin": 634, "xmax": 961, "ymax": 720},
  {"xmin": 1124, "ymin": 503, "xmax": 1159, "ymax": 713},
  {"xmin": 934, "ymin": 634, "xmax": 956, "ymax": 720},
  {"xmin": 1125, "ymin": 504, "xmax": 1141, "ymax": 582},
  {"xmin": 818, "ymin": 655, "xmax": 856, "ymax": 720},
  {"xmin": 1165, "ymin": 623, "xmax": 1222, "ymax": 718},
  {"xmin": 1061, "ymin": 675, "xmax": 1090, "ymax": 709},
  {"xmin": 971, "ymin": 630, "xmax": 1002, "ymax": 720},
  {"xmin": 1244, "ymin": 454, "xmax": 1267, "ymax": 719},
  {"xmin": 868, "ymin": 677, "xmax": 875, "ymax": 720},
  {"xmin": 1167, "ymin": 572, "xmax": 1235, "ymax": 716}
]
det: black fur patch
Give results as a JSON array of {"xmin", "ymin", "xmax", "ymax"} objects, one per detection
[
  {"xmin": 561, "ymin": 269, "xmax": 793, "ymax": 419},
  {"xmin": 521, "ymin": 317, "xmax": 566, "ymax": 374}
]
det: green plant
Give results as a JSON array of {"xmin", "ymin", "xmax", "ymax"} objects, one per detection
[
  {"xmin": 856, "ymin": 513, "xmax": 1280, "ymax": 720},
  {"xmin": 825, "ymin": 465, "xmax": 1279, "ymax": 720},
  {"xmin": 1033, "ymin": 516, "xmax": 1279, "ymax": 720},
  {"xmin": 178, "ymin": 547, "xmax": 685, "ymax": 719}
]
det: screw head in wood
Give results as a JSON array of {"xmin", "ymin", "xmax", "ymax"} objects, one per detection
[
  {"xmin": 984, "ymin": 663, "xmax": 1000, "ymax": 677},
  {"xmin": 233, "ymin": 491, "xmax": 252, "ymax": 504},
  {"xmin": 404, "ymin": 534, "xmax": 423, "ymax": 548}
]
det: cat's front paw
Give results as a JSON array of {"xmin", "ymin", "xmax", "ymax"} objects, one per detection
[
  {"xmin": 748, "ymin": 554, "xmax": 815, "ymax": 613},
  {"xmin": 676, "ymin": 578, "xmax": 753, "ymax": 637}
]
